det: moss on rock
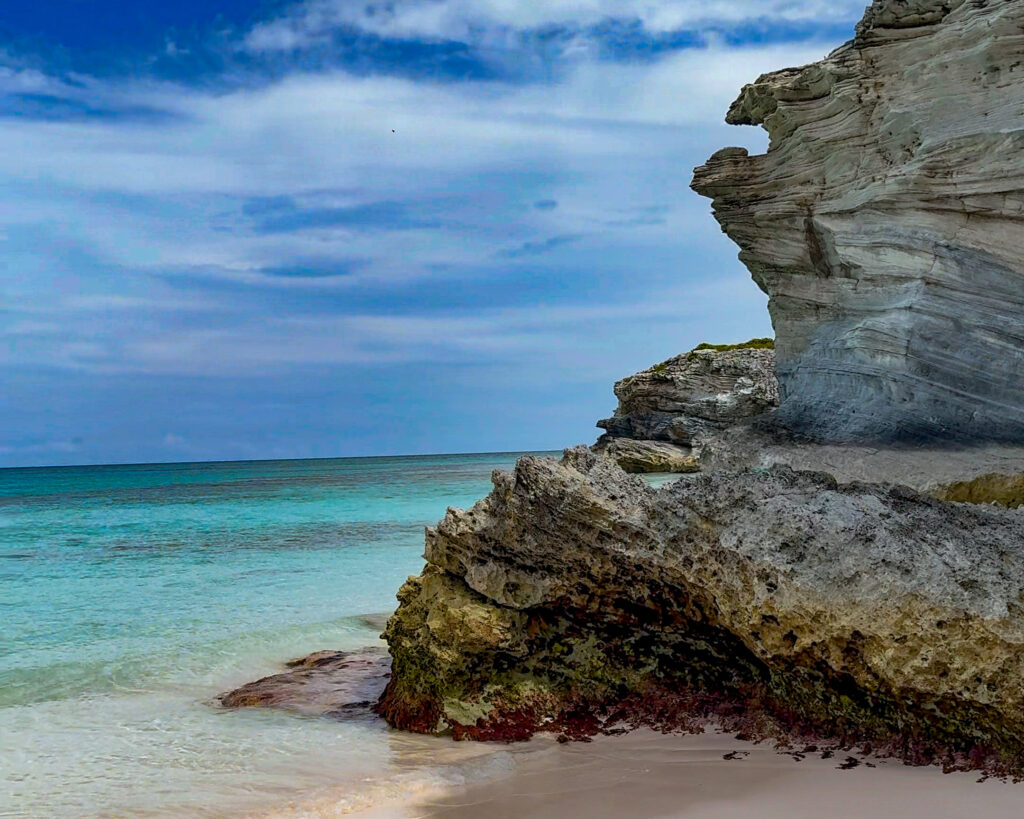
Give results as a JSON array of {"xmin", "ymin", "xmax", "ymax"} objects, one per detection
[
  {"xmin": 692, "ymin": 337, "xmax": 775, "ymax": 353},
  {"xmin": 930, "ymin": 472, "xmax": 1024, "ymax": 509}
]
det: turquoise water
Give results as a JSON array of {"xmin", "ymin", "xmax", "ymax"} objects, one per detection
[{"xmin": 0, "ymin": 453, "xmax": 555, "ymax": 817}]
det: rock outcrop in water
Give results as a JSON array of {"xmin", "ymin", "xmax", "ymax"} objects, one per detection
[
  {"xmin": 377, "ymin": 448, "xmax": 1024, "ymax": 772},
  {"xmin": 221, "ymin": 649, "xmax": 390, "ymax": 718},
  {"xmin": 595, "ymin": 340, "xmax": 778, "ymax": 472},
  {"xmin": 691, "ymin": 0, "xmax": 1024, "ymax": 443}
]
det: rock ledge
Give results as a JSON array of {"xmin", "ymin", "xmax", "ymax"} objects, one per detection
[{"xmin": 595, "ymin": 340, "xmax": 778, "ymax": 472}]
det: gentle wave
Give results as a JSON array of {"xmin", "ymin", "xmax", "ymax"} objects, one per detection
[{"xmin": 1, "ymin": 453, "xmax": 553, "ymax": 817}]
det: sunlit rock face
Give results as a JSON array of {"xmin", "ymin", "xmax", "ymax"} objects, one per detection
[{"xmin": 692, "ymin": 0, "xmax": 1024, "ymax": 443}]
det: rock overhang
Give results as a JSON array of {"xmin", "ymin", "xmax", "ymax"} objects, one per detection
[{"xmin": 692, "ymin": 0, "xmax": 1024, "ymax": 443}]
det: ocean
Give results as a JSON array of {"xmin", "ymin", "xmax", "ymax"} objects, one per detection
[{"xmin": 0, "ymin": 453, "xmax": 559, "ymax": 818}]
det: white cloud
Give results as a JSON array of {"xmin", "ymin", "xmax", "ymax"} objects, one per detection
[
  {"xmin": 11, "ymin": 274, "xmax": 763, "ymax": 377},
  {"xmin": 0, "ymin": 65, "xmax": 54, "ymax": 94},
  {"xmin": 0, "ymin": 36, "xmax": 829, "ymax": 384},
  {"xmin": 243, "ymin": 0, "xmax": 866, "ymax": 52},
  {"xmin": 0, "ymin": 439, "xmax": 81, "ymax": 455},
  {"xmin": 0, "ymin": 41, "xmax": 826, "ymax": 205},
  {"xmin": 0, "ymin": 40, "xmax": 824, "ymax": 288}
]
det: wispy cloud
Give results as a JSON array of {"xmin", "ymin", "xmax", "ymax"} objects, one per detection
[
  {"xmin": 0, "ymin": 0, "xmax": 859, "ymax": 464},
  {"xmin": 251, "ymin": 199, "xmax": 444, "ymax": 234},
  {"xmin": 242, "ymin": 0, "xmax": 865, "ymax": 54},
  {"xmin": 0, "ymin": 438, "xmax": 82, "ymax": 456},
  {"xmin": 258, "ymin": 258, "xmax": 367, "ymax": 278},
  {"xmin": 500, "ymin": 233, "xmax": 585, "ymax": 258}
]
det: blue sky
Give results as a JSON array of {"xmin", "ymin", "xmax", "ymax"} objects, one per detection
[{"xmin": 0, "ymin": 0, "xmax": 864, "ymax": 467}]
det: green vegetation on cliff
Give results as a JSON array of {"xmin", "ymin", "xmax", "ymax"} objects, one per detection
[{"xmin": 693, "ymin": 337, "xmax": 775, "ymax": 353}]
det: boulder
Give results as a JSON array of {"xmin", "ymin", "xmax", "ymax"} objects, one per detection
[
  {"xmin": 593, "ymin": 438, "xmax": 699, "ymax": 474},
  {"xmin": 377, "ymin": 449, "xmax": 1024, "ymax": 773}
]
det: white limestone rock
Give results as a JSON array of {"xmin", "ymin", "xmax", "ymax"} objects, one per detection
[{"xmin": 692, "ymin": 0, "xmax": 1024, "ymax": 443}]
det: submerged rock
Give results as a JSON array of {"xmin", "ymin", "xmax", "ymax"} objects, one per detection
[
  {"xmin": 378, "ymin": 448, "xmax": 1024, "ymax": 772},
  {"xmin": 692, "ymin": 0, "xmax": 1024, "ymax": 443},
  {"xmin": 221, "ymin": 648, "xmax": 390, "ymax": 718}
]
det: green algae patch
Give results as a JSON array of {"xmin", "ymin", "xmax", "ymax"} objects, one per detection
[{"xmin": 693, "ymin": 337, "xmax": 775, "ymax": 352}]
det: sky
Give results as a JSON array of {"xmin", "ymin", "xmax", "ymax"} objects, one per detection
[{"xmin": 0, "ymin": 0, "xmax": 866, "ymax": 467}]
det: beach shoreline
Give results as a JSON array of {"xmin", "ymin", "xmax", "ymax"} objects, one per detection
[
  {"xmin": 260, "ymin": 728, "xmax": 1024, "ymax": 819},
  {"xmin": 0, "ymin": 454, "xmax": 541, "ymax": 819}
]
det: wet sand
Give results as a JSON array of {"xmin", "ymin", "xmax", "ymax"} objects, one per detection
[{"xmin": 374, "ymin": 730, "xmax": 1024, "ymax": 819}]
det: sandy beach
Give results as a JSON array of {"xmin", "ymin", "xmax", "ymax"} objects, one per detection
[{"xmin": 326, "ymin": 730, "xmax": 1023, "ymax": 819}]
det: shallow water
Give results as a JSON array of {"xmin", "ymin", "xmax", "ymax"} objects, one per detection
[{"xmin": 0, "ymin": 453, "xmax": 554, "ymax": 818}]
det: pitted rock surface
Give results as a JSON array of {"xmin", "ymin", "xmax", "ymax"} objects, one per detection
[
  {"xmin": 598, "ymin": 346, "xmax": 778, "ymax": 447},
  {"xmin": 378, "ymin": 448, "xmax": 1024, "ymax": 768}
]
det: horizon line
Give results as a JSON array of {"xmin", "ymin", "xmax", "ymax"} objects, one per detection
[{"xmin": 0, "ymin": 448, "xmax": 568, "ymax": 473}]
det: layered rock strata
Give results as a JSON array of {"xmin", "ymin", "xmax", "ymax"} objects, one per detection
[
  {"xmin": 595, "ymin": 341, "xmax": 778, "ymax": 472},
  {"xmin": 378, "ymin": 448, "xmax": 1024, "ymax": 772},
  {"xmin": 692, "ymin": 0, "xmax": 1024, "ymax": 443}
]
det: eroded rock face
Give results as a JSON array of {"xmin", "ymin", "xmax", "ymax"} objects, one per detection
[
  {"xmin": 692, "ymin": 0, "xmax": 1024, "ymax": 443},
  {"xmin": 595, "ymin": 343, "xmax": 779, "ymax": 473},
  {"xmin": 594, "ymin": 438, "xmax": 700, "ymax": 474},
  {"xmin": 598, "ymin": 345, "xmax": 778, "ymax": 447},
  {"xmin": 378, "ymin": 448, "xmax": 1024, "ymax": 770}
]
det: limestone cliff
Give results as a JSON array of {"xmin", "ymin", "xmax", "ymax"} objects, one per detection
[
  {"xmin": 692, "ymin": 0, "xmax": 1024, "ymax": 443},
  {"xmin": 378, "ymin": 448, "xmax": 1024, "ymax": 772}
]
